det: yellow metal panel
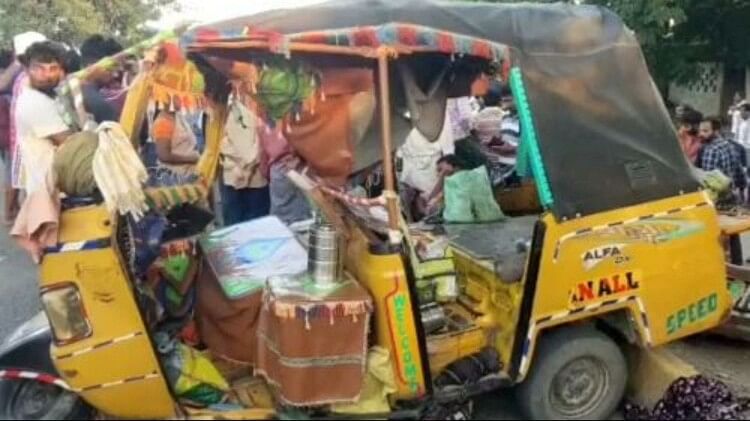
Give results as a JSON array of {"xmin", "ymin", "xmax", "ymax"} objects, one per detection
[
  {"xmin": 52, "ymin": 338, "xmax": 174, "ymax": 419},
  {"xmin": 119, "ymin": 74, "xmax": 151, "ymax": 147},
  {"xmin": 452, "ymin": 249, "xmax": 523, "ymax": 373},
  {"xmin": 77, "ymin": 380, "xmax": 175, "ymax": 420},
  {"xmin": 196, "ymin": 105, "xmax": 227, "ymax": 187},
  {"xmin": 52, "ymin": 336, "xmax": 160, "ymax": 388},
  {"xmin": 345, "ymin": 231, "xmax": 426, "ymax": 400},
  {"xmin": 56, "ymin": 205, "xmax": 112, "ymax": 244},
  {"xmin": 426, "ymin": 327, "xmax": 487, "ymax": 375},
  {"xmin": 521, "ymin": 192, "xmax": 732, "ymax": 377},
  {"xmin": 41, "ymin": 246, "xmax": 175, "ymax": 418},
  {"xmin": 42, "ymin": 250, "xmax": 152, "ymax": 340}
]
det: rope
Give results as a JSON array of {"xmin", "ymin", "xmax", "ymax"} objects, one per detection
[
  {"xmin": 0, "ymin": 370, "xmax": 71, "ymax": 391},
  {"xmin": 319, "ymin": 186, "xmax": 387, "ymax": 207}
]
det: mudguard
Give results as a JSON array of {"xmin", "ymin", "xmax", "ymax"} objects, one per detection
[{"xmin": 0, "ymin": 312, "xmax": 57, "ymax": 375}]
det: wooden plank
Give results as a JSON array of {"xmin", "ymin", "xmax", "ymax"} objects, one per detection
[{"xmin": 718, "ymin": 214, "xmax": 750, "ymax": 236}]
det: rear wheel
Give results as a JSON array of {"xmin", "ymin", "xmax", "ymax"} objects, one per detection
[
  {"xmin": 516, "ymin": 326, "xmax": 627, "ymax": 420},
  {"xmin": 0, "ymin": 378, "xmax": 90, "ymax": 420}
]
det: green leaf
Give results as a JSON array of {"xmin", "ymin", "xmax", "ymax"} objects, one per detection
[{"xmin": 0, "ymin": 0, "xmax": 177, "ymax": 48}]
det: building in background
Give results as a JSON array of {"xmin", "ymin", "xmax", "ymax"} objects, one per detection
[{"xmin": 669, "ymin": 62, "xmax": 749, "ymax": 118}]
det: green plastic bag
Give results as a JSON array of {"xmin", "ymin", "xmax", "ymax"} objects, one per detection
[
  {"xmin": 256, "ymin": 62, "xmax": 315, "ymax": 121},
  {"xmin": 173, "ymin": 344, "xmax": 230, "ymax": 406},
  {"xmin": 443, "ymin": 171, "xmax": 474, "ymax": 223},
  {"xmin": 444, "ymin": 166, "xmax": 506, "ymax": 223},
  {"xmin": 694, "ymin": 168, "xmax": 731, "ymax": 202}
]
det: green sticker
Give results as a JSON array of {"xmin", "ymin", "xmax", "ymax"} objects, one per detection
[
  {"xmin": 729, "ymin": 280, "xmax": 746, "ymax": 301},
  {"xmin": 164, "ymin": 255, "xmax": 191, "ymax": 282},
  {"xmin": 165, "ymin": 286, "xmax": 183, "ymax": 305},
  {"xmin": 666, "ymin": 293, "xmax": 719, "ymax": 335}
]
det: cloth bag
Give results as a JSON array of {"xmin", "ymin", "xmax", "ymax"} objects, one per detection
[
  {"xmin": 285, "ymin": 68, "xmax": 376, "ymax": 186},
  {"xmin": 444, "ymin": 166, "xmax": 506, "ymax": 223}
]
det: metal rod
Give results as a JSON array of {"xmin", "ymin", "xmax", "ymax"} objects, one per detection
[{"xmin": 377, "ymin": 48, "xmax": 401, "ymax": 238}]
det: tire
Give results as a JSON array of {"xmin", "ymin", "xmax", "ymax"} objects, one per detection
[
  {"xmin": 516, "ymin": 326, "xmax": 627, "ymax": 420},
  {"xmin": 0, "ymin": 379, "xmax": 91, "ymax": 420}
]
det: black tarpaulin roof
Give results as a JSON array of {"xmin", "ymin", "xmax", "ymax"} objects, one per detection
[{"xmin": 184, "ymin": 0, "xmax": 700, "ymax": 220}]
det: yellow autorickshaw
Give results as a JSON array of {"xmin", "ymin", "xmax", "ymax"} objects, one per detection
[{"xmin": 0, "ymin": 1, "xmax": 736, "ymax": 420}]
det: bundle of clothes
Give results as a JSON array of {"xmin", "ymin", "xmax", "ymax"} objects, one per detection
[
  {"xmin": 123, "ymin": 201, "xmax": 229, "ymax": 408},
  {"xmin": 11, "ymin": 122, "xmax": 149, "ymax": 262}
]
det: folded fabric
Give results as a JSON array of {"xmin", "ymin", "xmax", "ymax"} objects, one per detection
[
  {"xmin": 196, "ymin": 262, "xmax": 264, "ymax": 364},
  {"xmin": 399, "ymin": 59, "xmax": 450, "ymax": 142},
  {"xmin": 444, "ymin": 166, "xmax": 506, "ymax": 223},
  {"xmin": 472, "ymin": 106, "xmax": 504, "ymax": 144},
  {"xmin": 158, "ymin": 336, "xmax": 229, "ymax": 407},
  {"xmin": 255, "ymin": 280, "xmax": 373, "ymax": 407},
  {"xmin": 285, "ymin": 68, "xmax": 376, "ymax": 186},
  {"xmin": 128, "ymin": 212, "xmax": 168, "ymax": 277},
  {"xmin": 11, "ymin": 172, "xmax": 60, "ymax": 263},
  {"xmin": 93, "ymin": 122, "xmax": 149, "ymax": 220},
  {"xmin": 53, "ymin": 131, "xmax": 99, "ymax": 197},
  {"xmin": 443, "ymin": 173, "xmax": 474, "ymax": 223},
  {"xmin": 332, "ymin": 347, "xmax": 397, "ymax": 414},
  {"xmin": 399, "ymin": 111, "xmax": 455, "ymax": 194}
]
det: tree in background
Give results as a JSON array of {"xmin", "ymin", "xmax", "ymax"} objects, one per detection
[
  {"xmin": 590, "ymin": 0, "xmax": 750, "ymax": 98},
  {"xmin": 0, "ymin": 0, "xmax": 177, "ymax": 48},
  {"xmin": 470, "ymin": 0, "xmax": 750, "ymax": 97}
]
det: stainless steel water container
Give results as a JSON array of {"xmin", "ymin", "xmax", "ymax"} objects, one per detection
[
  {"xmin": 308, "ymin": 222, "xmax": 340, "ymax": 287},
  {"xmin": 420, "ymin": 303, "xmax": 447, "ymax": 335}
]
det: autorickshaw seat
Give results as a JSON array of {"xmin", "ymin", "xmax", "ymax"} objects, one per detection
[{"xmin": 444, "ymin": 216, "xmax": 537, "ymax": 284}]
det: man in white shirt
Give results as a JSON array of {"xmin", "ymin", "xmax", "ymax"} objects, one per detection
[
  {"xmin": 734, "ymin": 103, "xmax": 750, "ymax": 147},
  {"xmin": 14, "ymin": 41, "xmax": 71, "ymax": 194},
  {"xmin": 220, "ymin": 101, "xmax": 270, "ymax": 225}
]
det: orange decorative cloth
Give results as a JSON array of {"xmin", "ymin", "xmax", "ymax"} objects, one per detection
[{"xmin": 255, "ymin": 279, "xmax": 373, "ymax": 406}]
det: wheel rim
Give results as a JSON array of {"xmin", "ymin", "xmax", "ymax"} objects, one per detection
[
  {"xmin": 549, "ymin": 356, "xmax": 611, "ymax": 419},
  {"xmin": 4, "ymin": 381, "xmax": 71, "ymax": 420}
]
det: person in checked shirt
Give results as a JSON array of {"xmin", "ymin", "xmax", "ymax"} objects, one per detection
[{"xmin": 698, "ymin": 117, "xmax": 744, "ymax": 206}]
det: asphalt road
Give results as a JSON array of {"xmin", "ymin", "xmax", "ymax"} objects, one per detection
[{"xmin": 0, "ymin": 215, "xmax": 39, "ymax": 340}]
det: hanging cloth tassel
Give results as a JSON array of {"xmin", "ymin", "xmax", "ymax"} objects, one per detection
[{"xmin": 92, "ymin": 122, "xmax": 149, "ymax": 220}]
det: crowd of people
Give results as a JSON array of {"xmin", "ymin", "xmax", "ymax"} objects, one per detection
[
  {"xmin": 398, "ymin": 77, "xmax": 520, "ymax": 223},
  {"xmin": 677, "ymin": 99, "xmax": 750, "ymax": 207},
  {"xmin": 0, "ymin": 26, "xmax": 519, "ymax": 241},
  {"xmin": 0, "ymin": 32, "xmax": 132, "ymax": 226},
  {"xmin": 12, "ymin": 26, "xmax": 749, "ymax": 250},
  {"xmin": 0, "ymin": 30, "xmax": 314, "ymax": 248}
]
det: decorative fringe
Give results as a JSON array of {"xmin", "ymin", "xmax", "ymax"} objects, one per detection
[
  {"xmin": 272, "ymin": 300, "xmax": 373, "ymax": 330},
  {"xmin": 93, "ymin": 122, "xmax": 149, "ymax": 220},
  {"xmin": 151, "ymin": 82, "xmax": 205, "ymax": 114}
]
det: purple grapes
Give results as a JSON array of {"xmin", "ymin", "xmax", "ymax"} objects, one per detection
[{"xmin": 624, "ymin": 376, "xmax": 750, "ymax": 420}]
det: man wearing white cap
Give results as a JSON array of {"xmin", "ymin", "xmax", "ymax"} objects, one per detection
[{"xmin": 0, "ymin": 32, "xmax": 47, "ymax": 91}]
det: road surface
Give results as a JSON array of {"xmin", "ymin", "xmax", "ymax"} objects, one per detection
[{"xmin": 0, "ymin": 218, "xmax": 39, "ymax": 340}]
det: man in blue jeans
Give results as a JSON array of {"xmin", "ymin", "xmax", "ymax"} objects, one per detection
[{"xmin": 220, "ymin": 101, "xmax": 270, "ymax": 225}]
